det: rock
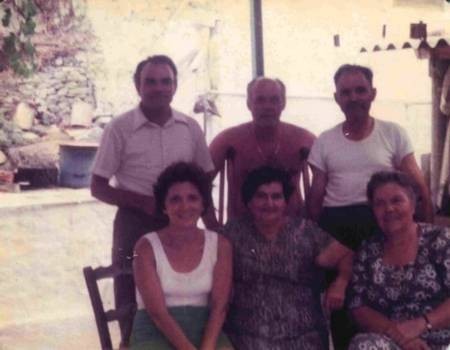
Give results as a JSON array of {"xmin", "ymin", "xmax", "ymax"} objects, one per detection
[
  {"xmin": 66, "ymin": 81, "xmax": 80, "ymax": 90},
  {"xmin": 22, "ymin": 132, "xmax": 40, "ymax": 142},
  {"xmin": 40, "ymin": 113, "xmax": 62, "ymax": 126},
  {"xmin": 30, "ymin": 125, "xmax": 51, "ymax": 137},
  {"xmin": 8, "ymin": 141, "xmax": 60, "ymax": 168},
  {"xmin": 0, "ymin": 150, "xmax": 7, "ymax": 165},
  {"xmin": 64, "ymin": 127, "xmax": 93, "ymax": 141},
  {"xmin": 59, "ymin": 87, "xmax": 69, "ymax": 96},
  {"xmin": 54, "ymin": 57, "xmax": 64, "ymax": 66},
  {"xmin": 71, "ymin": 87, "xmax": 91, "ymax": 96},
  {"xmin": 13, "ymin": 102, "xmax": 35, "ymax": 130},
  {"xmin": 44, "ymin": 126, "xmax": 71, "ymax": 142},
  {"xmin": 93, "ymin": 115, "xmax": 113, "ymax": 128},
  {"xmin": 86, "ymin": 126, "xmax": 104, "ymax": 142}
]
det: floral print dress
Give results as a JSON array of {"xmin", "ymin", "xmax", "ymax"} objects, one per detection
[
  {"xmin": 221, "ymin": 216, "xmax": 331, "ymax": 350},
  {"xmin": 348, "ymin": 223, "xmax": 450, "ymax": 350}
]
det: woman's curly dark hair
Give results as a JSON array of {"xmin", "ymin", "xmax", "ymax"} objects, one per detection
[
  {"xmin": 241, "ymin": 166, "xmax": 294, "ymax": 206},
  {"xmin": 153, "ymin": 162, "xmax": 212, "ymax": 217}
]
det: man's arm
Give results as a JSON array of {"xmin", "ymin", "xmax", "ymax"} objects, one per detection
[
  {"xmin": 398, "ymin": 153, "xmax": 434, "ymax": 222},
  {"xmin": 90, "ymin": 174, "xmax": 155, "ymax": 215},
  {"xmin": 306, "ymin": 165, "xmax": 327, "ymax": 221}
]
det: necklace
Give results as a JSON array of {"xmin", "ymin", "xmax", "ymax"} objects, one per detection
[
  {"xmin": 343, "ymin": 117, "xmax": 374, "ymax": 139},
  {"xmin": 252, "ymin": 126, "xmax": 281, "ymax": 163},
  {"xmin": 255, "ymin": 140, "xmax": 280, "ymax": 162}
]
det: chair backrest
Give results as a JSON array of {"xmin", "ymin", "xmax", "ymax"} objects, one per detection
[
  {"xmin": 299, "ymin": 147, "xmax": 312, "ymax": 201},
  {"xmin": 216, "ymin": 147, "xmax": 312, "ymax": 225},
  {"xmin": 218, "ymin": 147, "xmax": 236, "ymax": 225},
  {"xmin": 83, "ymin": 265, "xmax": 136, "ymax": 350}
]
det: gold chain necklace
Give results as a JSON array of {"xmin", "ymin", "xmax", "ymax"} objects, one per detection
[{"xmin": 252, "ymin": 126, "xmax": 281, "ymax": 162}]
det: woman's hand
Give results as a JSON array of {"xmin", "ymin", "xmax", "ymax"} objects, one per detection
[
  {"xmin": 396, "ymin": 318, "xmax": 426, "ymax": 340},
  {"xmin": 403, "ymin": 338, "xmax": 430, "ymax": 350},
  {"xmin": 324, "ymin": 277, "xmax": 347, "ymax": 312},
  {"xmin": 384, "ymin": 323, "xmax": 410, "ymax": 348}
]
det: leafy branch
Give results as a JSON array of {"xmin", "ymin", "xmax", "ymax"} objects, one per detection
[{"xmin": 1, "ymin": 0, "xmax": 38, "ymax": 76}]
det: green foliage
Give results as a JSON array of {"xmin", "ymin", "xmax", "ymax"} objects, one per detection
[
  {"xmin": 0, "ymin": 113, "xmax": 27, "ymax": 150},
  {"xmin": 1, "ymin": 0, "xmax": 38, "ymax": 77},
  {"xmin": 2, "ymin": 8, "xmax": 11, "ymax": 26}
]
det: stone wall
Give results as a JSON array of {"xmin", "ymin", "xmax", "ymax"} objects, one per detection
[{"xmin": 0, "ymin": 53, "xmax": 97, "ymax": 126}]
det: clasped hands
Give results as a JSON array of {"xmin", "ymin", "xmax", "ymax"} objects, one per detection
[{"xmin": 385, "ymin": 318, "xmax": 430, "ymax": 350}]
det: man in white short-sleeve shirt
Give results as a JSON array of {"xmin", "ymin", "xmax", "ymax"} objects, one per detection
[
  {"xmin": 90, "ymin": 55, "xmax": 213, "ymax": 344},
  {"xmin": 307, "ymin": 64, "xmax": 433, "ymax": 350}
]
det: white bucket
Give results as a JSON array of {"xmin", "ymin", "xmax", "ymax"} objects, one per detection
[
  {"xmin": 69, "ymin": 101, "xmax": 93, "ymax": 127},
  {"xmin": 13, "ymin": 102, "xmax": 35, "ymax": 130}
]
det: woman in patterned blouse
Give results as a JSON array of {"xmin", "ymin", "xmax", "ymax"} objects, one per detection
[
  {"xmin": 348, "ymin": 171, "xmax": 450, "ymax": 350},
  {"xmin": 221, "ymin": 166, "xmax": 352, "ymax": 350}
]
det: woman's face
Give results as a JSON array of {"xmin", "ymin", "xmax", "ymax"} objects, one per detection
[
  {"xmin": 372, "ymin": 182, "xmax": 415, "ymax": 235},
  {"xmin": 247, "ymin": 181, "xmax": 287, "ymax": 224},
  {"xmin": 164, "ymin": 181, "xmax": 204, "ymax": 228}
]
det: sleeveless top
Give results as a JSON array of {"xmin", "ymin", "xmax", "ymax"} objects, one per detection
[{"xmin": 136, "ymin": 230, "xmax": 218, "ymax": 309}]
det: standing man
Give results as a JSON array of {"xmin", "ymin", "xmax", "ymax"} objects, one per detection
[
  {"xmin": 206, "ymin": 77, "xmax": 315, "ymax": 227},
  {"xmin": 307, "ymin": 64, "xmax": 433, "ymax": 349},
  {"xmin": 91, "ymin": 55, "xmax": 214, "ymax": 344}
]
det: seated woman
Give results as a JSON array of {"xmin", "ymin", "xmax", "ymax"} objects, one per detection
[
  {"xmin": 221, "ymin": 165, "xmax": 352, "ymax": 350},
  {"xmin": 130, "ymin": 162, "xmax": 233, "ymax": 350},
  {"xmin": 348, "ymin": 171, "xmax": 450, "ymax": 350}
]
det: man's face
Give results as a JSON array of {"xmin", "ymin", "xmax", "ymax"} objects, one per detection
[
  {"xmin": 247, "ymin": 79, "xmax": 285, "ymax": 127},
  {"xmin": 334, "ymin": 71, "xmax": 376, "ymax": 121},
  {"xmin": 137, "ymin": 62, "xmax": 177, "ymax": 110}
]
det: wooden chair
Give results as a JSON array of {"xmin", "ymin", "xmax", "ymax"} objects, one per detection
[
  {"xmin": 83, "ymin": 264, "xmax": 136, "ymax": 350},
  {"xmin": 216, "ymin": 146, "xmax": 312, "ymax": 225},
  {"xmin": 217, "ymin": 147, "xmax": 236, "ymax": 225},
  {"xmin": 299, "ymin": 147, "xmax": 312, "ymax": 202}
]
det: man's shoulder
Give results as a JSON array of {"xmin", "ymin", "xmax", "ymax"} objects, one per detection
[
  {"xmin": 106, "ymin": 107, "xmax": 139, "ymax": 132},
  {"xmin": 280, "ymin": 122, "xmax": 315, "ymax": 141},
  {"xmin": 375, "ymin": 118, "xmax": 403, "ymax": 132},
  {"xmin": 172, "ymin": 109, "xmax": 202, "ymax": 129},
  {"xmin": 212, "ymin": 122, "xmax": 252, "ymax": 142},
  {"xmin": 316, "ymin": 123, "xmax": 342, "ymax": 140},
  {"xmin": 374, "ymin": 118, "xmax": 410, "ymax": 142}
]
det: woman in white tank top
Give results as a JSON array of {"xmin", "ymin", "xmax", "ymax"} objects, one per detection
[{"xmin": 130, "ymin": 162, "xmax": 233, "ymax": 349}]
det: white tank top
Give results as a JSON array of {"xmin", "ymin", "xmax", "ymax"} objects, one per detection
[{"xmin": 136, "ymin": 230, "xmax": 218, "ymax": 309}]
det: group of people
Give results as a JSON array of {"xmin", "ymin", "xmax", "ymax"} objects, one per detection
[{"xmin": 90, "ymin": 54, "xmax": 450, "ymax": 350}]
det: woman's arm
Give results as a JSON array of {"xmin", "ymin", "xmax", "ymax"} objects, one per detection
[
  {"xmin": 323, "ymin": 252, "xmax": 353, "ymax": 311},
  {"xmin": 352, "ymin": 306, "xmax": 410, "ymax": 348},
  {"xmin": 426, "ymin": 297, "xmax": 450, "ymax": 329},
  {"xmin": 397, "ymin": 288, "xmax": 450, "ymax": 338},
  {"xmin": 398, "ymin": 227, "xmax": 450, "ymax": 346},
  {"xmin": 200, "ymin": 235, "xmax": 233, "ymax": 350},
  {"xmin": 315, "ymin": 238, "xmax": 352, "ymax": 268},
  {"xmin": 133, "ymin": 238, "xmax": 196, "ymax": 350},
  {"xmin": 314, "ymin": 229, "xmax": 353, "ymax": 311}
]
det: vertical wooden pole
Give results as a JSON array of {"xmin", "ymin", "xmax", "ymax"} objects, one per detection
[
  {"xmin": 250, "ymin": 0, "xmax": 264, "ymax": 77},
  {"xmin": 429, "ymin": 56, "xmax": 449, "ymax": 206}
]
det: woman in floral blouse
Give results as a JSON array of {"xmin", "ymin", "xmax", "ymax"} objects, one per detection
[
  {"xmin": 348, "ymin": 171, "xmax": 450, "ymax": 350},
  {"xmin": 221, "ymin": 166, "xmax": 352, "ymax": 350}
]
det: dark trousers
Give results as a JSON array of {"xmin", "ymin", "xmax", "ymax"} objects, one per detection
[
  {"xmin": 112, "ymin": 207, "xmax": 167, "ymax": 345},
  {"xmin": 319, "ymin": 204, "xmax": 379, "ymax": 350}
]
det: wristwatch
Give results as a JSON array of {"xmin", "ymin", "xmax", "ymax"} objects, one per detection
[{"xmin": 422, "ymin": 313, "xmax": 433, "ymax": 331}]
